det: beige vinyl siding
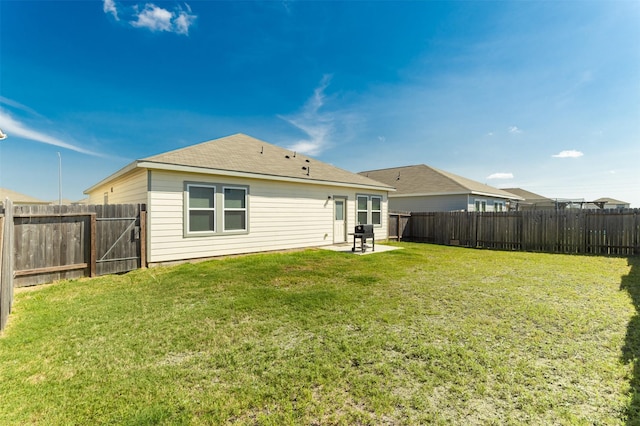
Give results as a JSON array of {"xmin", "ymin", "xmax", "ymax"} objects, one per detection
[
  {"xmin": 85, "ymin": 169, "xmax": 148, "ymax": 205},
  {"xmin": 147, "ymin": 170, "xmax": 387, "ymax": 264}
]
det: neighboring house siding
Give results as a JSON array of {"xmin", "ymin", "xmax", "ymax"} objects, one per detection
[
  {"xmin": 86, "ymin": 169, "xmax": 148, "ymax": 205},
  {"xmin": 390, "ymin": 194, "xmax": 469, "ymax": 212},
  {"xmin": 468, "ymin": 197, "xmax": 508, "ymax": 212},
  {"xmin": 391, "ymin": 194, "xmax": 510, "ymax": 212},
  {"xmin": 147, "ymin": 170, "xmax": 387, "ymax": 264}
]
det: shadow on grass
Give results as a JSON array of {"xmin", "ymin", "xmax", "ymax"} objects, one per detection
[{"xmin": 621, "ymin": 256, "xmax": 640, "ymax": 424}]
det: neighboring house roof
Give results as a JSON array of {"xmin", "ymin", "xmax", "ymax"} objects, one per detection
[
  {"xmin": 593, "ymin": 197, "xmax": 629, "ymax": 205},
  {"xmin": 85, "ymin": 133, "xmax": 394, "ymax": 193},
  {"xmin": 358, "ymin": 165, "xmax": 522, "ymax": 199},
  {"xmin": 0, "ymin": 187, "xmax": 49, "ymax": 205},
  {"xmin": 501, "ymin": 188, "xmax": 553, "ymax": 203}
]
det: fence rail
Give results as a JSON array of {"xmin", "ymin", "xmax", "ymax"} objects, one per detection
[{"xmin": 390, "ymin": 209, "xmax": 640, "ymax": 256}]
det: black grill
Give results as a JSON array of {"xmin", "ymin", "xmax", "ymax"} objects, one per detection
[{"xmin": 351, "ymin": 224, "xmax": 375, "ymax": 253}]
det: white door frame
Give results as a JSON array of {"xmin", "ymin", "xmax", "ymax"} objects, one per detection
[{"xmin": 333, "ymin": 196, "xmax": 347, "ymax": 243}]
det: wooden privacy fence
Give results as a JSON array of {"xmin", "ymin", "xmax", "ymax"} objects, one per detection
[
  {"xmin": 5, "ymin": 203, "xmax": 146, "ymax": 288},
  {"xmin": 388, "ymin": 211, "xmax": 411, "ymax": 241},
  {"xmin": 390, "ymin": 209, "xmax": 640, "ymax": 255}
]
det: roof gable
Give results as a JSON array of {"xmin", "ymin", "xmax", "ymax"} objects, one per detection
[{"xmin": 359, "ymin": 164, "xmax": 521, "ymax": 199}]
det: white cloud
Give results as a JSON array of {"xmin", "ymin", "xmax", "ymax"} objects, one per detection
[
  {"xmin": 552, "ymin": 150, "xmax": 584, "ymax": 158},
  {"xmin": 280, "ymin": 75, "xmax": 335, "ymax": 156},
  {"xmin": 131, "ymin": 4, "xmax": 174, "ymax": 32},
  {"xmin": 0, "ymin": 109, "xmax": 104, "ymax": 157},
  {"xmin": 103, "ymin": 0, "xmax": 119, "ymax": 20},
  {"xmin": 508, "ymin": 126, "xmax": 522, "ymax": 134},
  {"xmin": 173, "ymin": 7, "xmax": 196, "ymax": 35},
  {"xmin": 486, "ymin": 172, "xmax": 514, "ymax": 180},
  {"xmin": 103, "ymin": 1, "xmax": 196, "ymax": 35}
]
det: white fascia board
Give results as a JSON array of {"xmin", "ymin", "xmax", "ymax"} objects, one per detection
[
  {"xmin": 469, "ymin": 190, "xmax": 524, "ymax": 201},
  {"xmin": 389, "ymin": 191, "xmax": 469, "ymax": 198},
  {"xmin": 391, "ymin": 191, "xmax": 523, "ymax": 200},
  {"xmin": 137, "ymin": 162, "xmax": 395, "ymax": 192}
]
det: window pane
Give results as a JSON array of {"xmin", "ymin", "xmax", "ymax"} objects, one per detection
[
  {"xmin": 371, "ymin": 197, "xmax": 381, "ymax": 210},
  {"xmin": 189, "ymin": 211, "xmax": 214, "ymax": 232},
  {"xmin": 225, "ymin": 211, "xmax": 246, "ymax": 231},
  {"xmin": 335, "ymin": 201, "xmax": 344, "ymax": 220},
  {"xmin": 224, "ymin": 188, "xmax": 246, "ymax": 209},
  {"xmin": 372, "ymin": 212, "xmax": 381, "ymax": 225},
  {"xmin": 357, "ymin": 196, "xmax": 368, "ymax": 210},
  {"xmin": 190, "ymin": 186, "xmax": 214, "ymax": 208},
  {"xmin": 357, "ymin": 212, "xmax": 368, "ymax": 225}
]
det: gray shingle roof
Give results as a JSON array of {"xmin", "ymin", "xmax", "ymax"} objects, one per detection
[
  {"xmin": 359, "ymin": 164, "xmax": 521, "ymax": 199},
  {"xmin": 501, "ymin": 188, "xmax": 551, "ymax": 202},
  {"xmin": 139, "ymin": 133, "xmax": 393, "ymax": 189}
]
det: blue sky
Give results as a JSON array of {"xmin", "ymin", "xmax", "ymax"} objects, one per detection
[{"xmin": 1, "ymin": 0, "xmax": 639, "ymax": 206}]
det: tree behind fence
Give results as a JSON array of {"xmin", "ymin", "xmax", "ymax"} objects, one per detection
[{"xmin": 391, "ymin": 209, "xmax": 640, "ymax": 256}]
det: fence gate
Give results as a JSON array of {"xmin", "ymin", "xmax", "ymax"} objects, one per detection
[
  {"xmin": 95, "ymin": 204, "xmax": 146, "ymax": 277},
  {"xmin": 10, "ymin": 204, "xmax": 146, "ymax": 287}
]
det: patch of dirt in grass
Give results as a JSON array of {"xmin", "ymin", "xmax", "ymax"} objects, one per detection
[{"xmin": 156, "ymin": 350, "xmax": 206, "ymax": 367}]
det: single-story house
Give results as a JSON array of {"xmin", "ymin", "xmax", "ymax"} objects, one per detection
[
  {"xmin": 504, "ymin": 189, "xmax": 632, "ymax": 210},
  {"xmin": 84, "ymin": 133, "xmax": 394, "ymax": 265},
  {"xmin": 358, "ymin": 164, "xmax": 522, "ymax": 212},
  {"xmin": 592, "ymin": 197, "xmax": 630, "ymax": 210},
  {"xmin": 501, "ymin": 188, "xmax": 558, "ymax": 211}
]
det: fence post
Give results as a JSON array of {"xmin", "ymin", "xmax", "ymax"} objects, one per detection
[
  {"xmin": 90, "ymin": 213, "xmax": 97, "ymax": 278},
  {"xmin": 1, "ymin": 198, "xmax": 14, "ymax": 331},
  {"xmin": 139, "ymin": 207, "xmax": 147, "ymax": 269},
  {"xmin": 632, "ymin": 209, "xmax": 640, "ymax": 255}
]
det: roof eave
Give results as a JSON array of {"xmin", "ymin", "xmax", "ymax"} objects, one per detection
[{"xmin": 83, "ymin": 160, "xmax": 140, "ymax": 195}]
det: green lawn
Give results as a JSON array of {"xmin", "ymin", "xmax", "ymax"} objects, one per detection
[{"xmin": 1, "ymin": 243, "xmax": 638, "ymax": 425}]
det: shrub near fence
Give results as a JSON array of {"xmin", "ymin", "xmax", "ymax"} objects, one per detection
[{"xmin": 391, "ymin": 209, "xmax": 640, "ymax": 256}]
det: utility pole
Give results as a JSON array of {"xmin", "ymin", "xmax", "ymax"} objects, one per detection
[{"xmin": 58, "ymin": 152, "xmax": 62, "ymax": 208}]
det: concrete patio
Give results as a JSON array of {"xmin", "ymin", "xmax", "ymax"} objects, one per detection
[{"xmin": 321, "ymin": 243, "xmax": 402, "ymax": 256}]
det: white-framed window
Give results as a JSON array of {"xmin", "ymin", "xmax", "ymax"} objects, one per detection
[
  {"xmin": 494, "ymin": 201, "xmax": 505, "ymax": 212},
  {"xmin": 356, "ymin": 194, "xmax": 383, "ymax": 226},
  {"xmin": 474, "ymin": 200, "xmax": 487, "ymax": 212},
  {"xmin": 184, "ymin": 182, "xmax": 249, "ymax": 237},
  {"xmin": 223, "ymin": 187, "xmax": 247, "ymax": 232},
  {"xmin": 186, "ymin": 184, "xmax": 216, "ymax": 234},
  {"xmin": 357, "ymin": 195, "xmax": 368, "ymax": 225},
  {"xmin": 371, "ymin": 196, "xmax": 382, "ymax": 225}
]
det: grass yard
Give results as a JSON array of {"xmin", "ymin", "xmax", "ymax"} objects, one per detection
[{"xmin": 1, "ymin": 242, "xmax": 638, "ymax": 425}]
